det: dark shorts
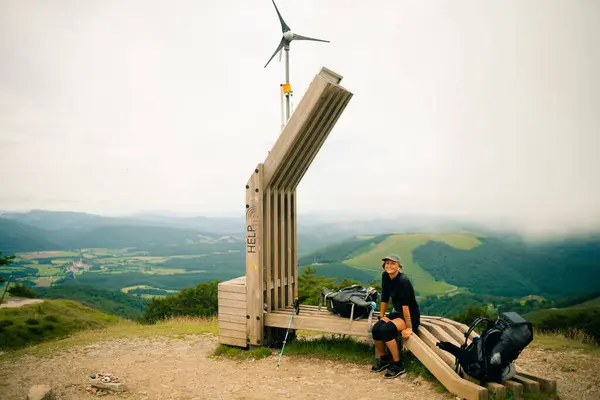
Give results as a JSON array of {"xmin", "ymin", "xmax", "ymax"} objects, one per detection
[{"xmin": 388, "ymin": 311, "xmax": 420, "ymax": 332}]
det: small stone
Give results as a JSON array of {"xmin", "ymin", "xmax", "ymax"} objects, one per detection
[
  {"xmin": 27, "ymin": 385, "xmax": 54, "ymax": 400},
  {"xmin": 89, "ymin": 381, "xmax": 127, "ymax": 393}
]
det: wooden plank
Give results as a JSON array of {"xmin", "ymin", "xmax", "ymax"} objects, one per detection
[
  {"xmin": 218, "ymin": 306, "xmax": 247, "ymax": 317},
  {"xmin": 265, "ymin": 187, "xmax": 272, "ymax": 312},
  {"xmin": 219, "ymin": 276, "xmax": 246, "ymax": 285},
  {"xmin": 286, "ymin": 190, "xmax": 293, "ymax": 304},
  {"xmin": 245, "ymin": 164, "xmax": 264, "ymax": 346},
  {"xmin": 262, "ymin": 72, "xmax": 331, "ymax": 188},
  {"xmin": 218, "ymin": 292, "xmax": 246, "ymax": 302},
  {"xmin": 426, "ymin": 318, "xmax": 468, "ymax": 345},
  {"xmin": 218, "ymin": 314, "xmax": 247, "ymax": 324},
  {"xmin": 288, "ymin": 90, "xmax": 354, "ymax": 189},
  {"xmin": 279, "ymin": 191, "xmax": 286, "ymax": 308},
  {"xmin": 421, "ymin": 321, "xmax": 461, "ymax": 346},
  {"xmin": 270, "ymin": 86, "xmax": 337, "ymax": 189},
  {"xmin": 220, "ymin": 328, "xmax": 246, "ymax": 340},
  {"xmin": 272, "ymin": 189, "xmax": 280, "ymax": 310},
  {"xmin": 218, "ymin": 284, "xmax": 246, "ymax": 294},
  {"xmin": 512, "ymin": 375, "xmax": 540, "ymax": 393},
  {"xmin": 437, "ymin": 317, "xmax": 478, "ymax": 342},
  {"xmin": 515, "ymin": 369, "xmax": 557, "ymax": 393},
  {"xmin": 403, "ymin": 335, "xmax": 488, "ymax": 400},
  {"xmin": 292, "ymin": 190, "xmax": 298, "ymax": 299},
  {"xmin": 503, "ymin": 380, "xmax": 523, "ymax": 400},
  {"xmin": 219, "ymin": 335, "xmax": 247, "ymax": 348},
  {"xmin": 218, "ymin": 321, "xmax": 246, "ymax": 333},
  {"xmin": 219, "ymin": 299, "xmax": 246, "ymax": 309},
  {"xmin": 265, "ymin": 312, "xmax": 372, "ymax": 337},
  {"xmin": 417, "ymin": 325, "xmax": 456, "ymax": 366}
]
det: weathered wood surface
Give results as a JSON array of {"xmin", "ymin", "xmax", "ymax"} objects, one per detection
[
  {"xmin": 218, "ymin": 277, "xmax": 248, "ymax": 348},
  {"xmin": 263, "ymin": 305, "xmax": 557, "ymax": 400},
  {"xmin": 245, "ymin": 165, "xmax": 264, "ymax": 346}
]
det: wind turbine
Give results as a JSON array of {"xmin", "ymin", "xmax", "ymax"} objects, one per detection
[{"xmin": 264, "ymin": 0, "xmax": 329, "ymax": 126}]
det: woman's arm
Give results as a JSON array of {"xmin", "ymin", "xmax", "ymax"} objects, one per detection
[
  {"xmin": 380, "ymin": 301, "xmax": 388, "ymax": 319},
  {"xmin": 380, "ymin": 273, "xmax": 390, "ymax": 320},
  {"xmin": 401, "ymin": 278, "xmax": 415, "ymax": 338},
  {"xmin": 402, "ymin": 305, "xmax": 412, "ymax": 330}
]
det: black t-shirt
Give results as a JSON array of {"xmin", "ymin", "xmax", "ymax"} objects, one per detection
[{"xmin": 381, "ymin": 271, "xmax": 420, "ymax": 323}]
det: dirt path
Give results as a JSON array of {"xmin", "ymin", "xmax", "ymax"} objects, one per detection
[
  {"xmin": 0, "ymin": 334, "xmax": 452, "ymax": 400},
  {"xmin": 0, "ymin": 298, "xmax": 44, "ymax": 308}
]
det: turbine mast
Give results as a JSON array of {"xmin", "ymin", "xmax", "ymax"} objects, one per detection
[{"xmin": 264, "ymin": 0, "xmax": 329, "ymax": 127}]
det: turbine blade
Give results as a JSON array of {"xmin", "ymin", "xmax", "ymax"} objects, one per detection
[
  {"xmin": 264, "ymin": 38, "xmax": 285, "ymax": 68},
  {"xmin": 271, "ymin": 0, "xmax": 290, "ymax": 33},
  {"xmin": 291, "ymin": 33, "xmax": 330, "ymax": 43}
]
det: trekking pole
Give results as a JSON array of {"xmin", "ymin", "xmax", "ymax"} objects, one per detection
[{"xmin": 277, "ymin": 297, "xmax": 300, "ymax": 370}]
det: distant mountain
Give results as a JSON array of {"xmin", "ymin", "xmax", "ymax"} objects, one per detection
[
  {"xmin": 0, "ymin": 210, "xmax": 244, "ymax": 235},
  {"xmin": 0, "ymin": 210, "xmax": 350, "ymax": 255},
  {"xmin": 0, "ymin": 218, "xmax": 59, "ymax": 253}
]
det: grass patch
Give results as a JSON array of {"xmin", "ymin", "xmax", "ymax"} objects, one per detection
[
  {"xmin": 283, "ymin": 334, "xmax": 440, "ymax": 383},
  {"xmin": 35, "ymin": 265, "xmax": 62, "ymax": 276},
  {"xmin": 344, "ymin": 234, "xmax": 477, "ymax": 296},
  {"xmin": 33, "ymin": 277, "xmax": 54, "ymax": 287},
  {"xmin": 0, "ymin": 299, "xmax": 121, "ymax": 351},
  {"xmin": 530, "ymin": 329, "xmax": 600, "ymax": 354},
  {"xmin": 2, "ymin": 315, "xmax": 218, "ymax": 360},
  {"xmin": 211, "ymin": 344, "xmax": 273, "ymax": 360},
  {"xmin": 18, "ymin": 251, "xmax": 79, "ymax": 259}
]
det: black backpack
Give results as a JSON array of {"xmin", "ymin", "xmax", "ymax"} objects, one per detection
[
  {"xmin": 436, "ymin": 312, "xmax": 534, "ymax": 384},
  {"xmin": 320, "ymin": 285, "xmax": 379, "ymax": 321}
]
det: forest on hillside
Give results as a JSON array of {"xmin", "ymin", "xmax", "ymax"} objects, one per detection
[{"xmin": 412, "ymin": 236, "xmax": 600, "ymax": 297}]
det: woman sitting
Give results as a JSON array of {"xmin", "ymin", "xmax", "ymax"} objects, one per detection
[{"xmin": 370, "ymin": 253, "xmax": 421, "ymax": 378}]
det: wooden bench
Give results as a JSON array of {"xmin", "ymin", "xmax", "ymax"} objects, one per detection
[{"xmin": 218, "ymin": 277, "xmax": 557, "ymax": 400}]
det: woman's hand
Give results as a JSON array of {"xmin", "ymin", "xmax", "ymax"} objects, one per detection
[
  {"xmin": 380, "ymin": 316, "xmax": 391, "ymax": 323},
  {"xmin": 401, "ymin": 328, "xmax": 413, "ymax": 339}
]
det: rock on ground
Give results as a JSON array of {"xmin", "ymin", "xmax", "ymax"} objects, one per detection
[{"xmin": 27, "ymin": 384, "xmax": 54, "ymax": 400}]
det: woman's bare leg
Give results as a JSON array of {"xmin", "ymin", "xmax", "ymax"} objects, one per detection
[
  {"xmin": 375, "ymin": 340, "xmax": 386, "ymax": 357},
  {"xmin": 385, "ymin": 318, "xmax": 407, "ymax": 362}
]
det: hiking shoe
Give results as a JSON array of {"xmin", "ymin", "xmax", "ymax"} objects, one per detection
[
  {"xmin": 384, "ymin": 362, "xmax": 406, "ymax": 378},
  {"xmin": 370, "ymin": 358, "xmax": 390, "ymax": 373}
]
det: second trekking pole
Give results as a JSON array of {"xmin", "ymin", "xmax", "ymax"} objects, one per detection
[{"xmin": 277, "ymin": 297, "xmax": 300, "ymax": 370}]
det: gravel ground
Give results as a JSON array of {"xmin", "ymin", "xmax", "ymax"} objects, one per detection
[
  {"xmin": 1, "ymin": 333, "xmax": 597, "ymax": 400},
  {"xmin": 0, "ymin": 334, "xmax": 452, "ymax": 400}
]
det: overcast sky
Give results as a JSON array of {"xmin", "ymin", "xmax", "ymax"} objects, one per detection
[{"xmin": 1, "ymin": 1, "xmax": 599, "ymax": 236}]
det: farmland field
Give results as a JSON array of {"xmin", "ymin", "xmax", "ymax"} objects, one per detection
[
  {"xmin": 342, "ymin": 233, "xmax": 482, "ymax": 297},
  {"xmin": 1, "ymin": 246, "xmax": 245, "ymax": 294}
]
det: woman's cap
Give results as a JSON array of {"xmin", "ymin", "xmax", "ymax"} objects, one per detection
[{"xmin": 382, "ymin": 253, "xmax": 403, "ymax": 267}]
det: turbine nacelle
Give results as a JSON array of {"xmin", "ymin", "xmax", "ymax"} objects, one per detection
[{"xmin": 283, "ymin": 30, "xmax": 293, "ymax": 42}]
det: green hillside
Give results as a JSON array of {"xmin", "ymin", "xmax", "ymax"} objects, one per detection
[
  {"xmin": 0, "ymin": 219, "xmax": 59, "ymax": 253},
  {"xmin": 343, "ymin": 233, "xmax": 481, "ymax": 296},
  {"xmin": 579, "ymin": 296, "xmax": 600, "ymax": 307},
  {"xmin": 413, "ymin": 236, "xmax": 600, "ymax": 297},
  {"xmin": 34, "ymin": 284, "xmax": 148, "ymax": 319},
  {"xmin": 0, "ymin": 299, "xmax": 121, "ymax": 350},
  {"xmin": 524, "ymin": 295, "xmax": 600, "ymax": 323}
]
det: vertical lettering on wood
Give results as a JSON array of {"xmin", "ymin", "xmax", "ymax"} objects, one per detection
[{"xmin": 245, "ymin": 165, "xmax": 264, "ymax": 345}]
